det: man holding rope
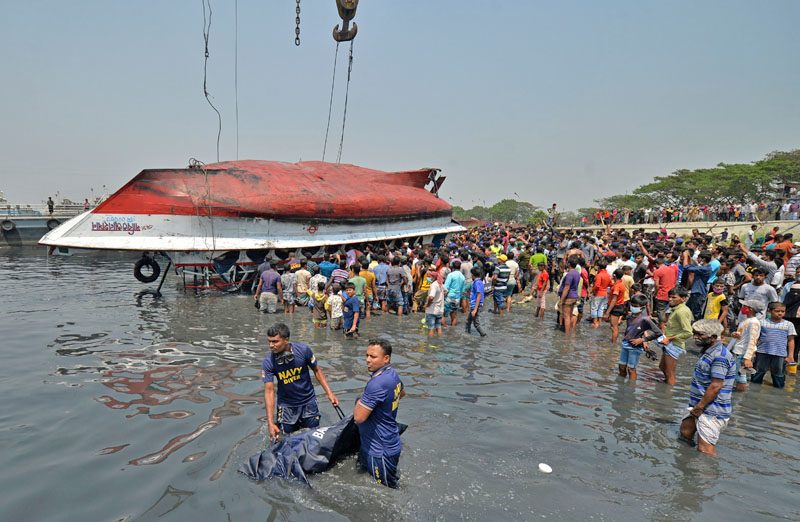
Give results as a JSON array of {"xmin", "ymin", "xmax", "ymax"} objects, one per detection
[{"xmin": 261, "ymin": 323, "xmax": 339, "ymax": 441}]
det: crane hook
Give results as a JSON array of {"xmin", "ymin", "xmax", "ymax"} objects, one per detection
[{"xmin": 333, "ymin": 0, "xmax": 358, "ymax": 42}]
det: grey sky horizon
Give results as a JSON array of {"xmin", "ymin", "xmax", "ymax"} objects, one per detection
[{"xmin": 2, "ymin": 1, "xmax": 798, "ymax": 211}]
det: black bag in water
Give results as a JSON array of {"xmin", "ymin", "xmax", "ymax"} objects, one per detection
[
  {"xmin": 238, "ymin": 414, "xmax": 407, "ymax": 486},
  {"xmin": 238, "ymin": 415, "xmax": 360, "ymax": 485}
]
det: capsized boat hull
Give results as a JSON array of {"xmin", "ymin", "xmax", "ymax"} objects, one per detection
[{"xmin": 39, "ymin": 160, "xmax": 464, "ymax": 251}]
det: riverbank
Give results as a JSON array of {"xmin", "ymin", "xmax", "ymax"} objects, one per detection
[{"xmin": 559, "ymin": 219, "xmax": 800, "ymax": 239}]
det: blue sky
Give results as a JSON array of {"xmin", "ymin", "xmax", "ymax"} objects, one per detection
[{"xmin": 2, "ymin": 1, "xmax": 798, "ymax": 210}]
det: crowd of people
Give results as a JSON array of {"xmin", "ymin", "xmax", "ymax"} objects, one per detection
[
  {"xmin": 254, "ymin": 219, "xmax": 800, "ymax": 487},
  {"xmin": 586, "ymin": 201, "xmax": 800, "ymax": 226}
]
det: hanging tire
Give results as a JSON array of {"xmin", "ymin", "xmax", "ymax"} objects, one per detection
[
  {"xmin": 46, "ymin": 219, "xmax": 60, "ymax": 230},
  {"xmin": 0, "ymin": 220, "xmax": 15, "ymax": 232},
  {"xmin": 134, "ymin": 257, "xmax": 161, "ymax": 283}
]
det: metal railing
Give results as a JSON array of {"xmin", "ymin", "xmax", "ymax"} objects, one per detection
[{"xmin": 1, "ymin": 203, "xmax": 89, "ymax": 218}]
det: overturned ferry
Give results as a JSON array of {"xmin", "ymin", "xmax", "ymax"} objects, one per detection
[{"xmin": 39, "ymin": 160, "xmax": 465, "ymax": 291}]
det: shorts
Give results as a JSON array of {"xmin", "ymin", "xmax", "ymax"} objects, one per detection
[
  {"xmin": 590, "ymin": 296, "xmax": 608, "ymax": 318},
  {"xmin": 387, "ymin": 288, "xmax": 404, "ymax": 305},
  {"xmin": 444, "ymin": 297, "xmax": 460, "ymax": 314},
  {"xmin": 504, "ymin": 282, "xmax": 516, "ymax": 298},
  {"xmin": 359, "ymin": 451, "xmax": 400, "ymax": 488},
  {"xmin": 682, "ymin": 408, "xmax": 729, "ymax": 446},
  {"xmin": 414, "ymin": 289, "xmax": 428, "ymax": 307},
  {"xmin": 658, "ymin": 339, "xmax": 685, "ymax": 360},
  {"xmin": 277, "ymin": 401, "xmax": 320, "ymax": 434},
  {"xmin": 609, "ymin": 304, "xmax": 627, "ymax": 317},
  {"xmin": 537, "ymin": 292, "xmax": 547, "ymax": 309},
  {"xmin": 296, "ymin": 293, "xmax": 310, "ymax": 306},
  {"xmin": 653, "ymin": 299, "xmax": 669, "ymax": 323},
  {"xmin": 330, "ymin": 316, "xmax": 343, "ymax": 330},
  {"xmin": 282, "ymin": 292, "xmax": 295, "ymax": 304},
  {"xmin": 259, "ymin": 292, "xmax": 278, "ymax": 313},
  {"xmin": 425, "ymin": 313, "xmax": 443, "ymax": 329},
  {"xmin": 493, "ymin": 290, "xmax": 506, "ymax": 308},
  {"xmin": 312, "ymin": 318, "xmax": 328, "ymax": 327},
  {"xmin": 376, "ymin": 284, "xmax": 388, "ymax": 301},
  {"xmin": 619, "ymin": 340, "xmax": 643, "ymax": 368}
]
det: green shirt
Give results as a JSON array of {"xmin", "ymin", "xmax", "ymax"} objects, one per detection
[
  {"xmin": 348, "ymin": 276, "xmax": 367, "ymax": 300},
  {"xmin": 665, "ymin": 302, "xmax": 693, "ymax": 348},
  {"xmin": 530, "ymin": 253, "xmax": 548, "ymax": 270}
]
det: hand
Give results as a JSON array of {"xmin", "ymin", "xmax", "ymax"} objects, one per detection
[
  {"xmin": 630, "ymin": 338, "xmax": 643, "ymax": 346},
  {"xmin": 743, "ymin": 358, "xmax": 753, "ymax": 369},
  {"xmin": 268, "ymin": 422, "xmax": 280, "ymax": 441},
  {"xmin": 730, "ymin": 331, "xmax": 741, "ymax": 339},
  {"xmin": 254, "ymin": 293, "xmax": 259, "ymax": 301},
  {"xmin": 786, "ymin": 356, "xmax": 795, "ymax": 364},
  {"xmin": 690, "ymin": 405, "xmax": 703, "ymax": 418},
  {"xmin": 328, "ymin": 393, "xmax": 339, "ymax": 407},
  {"xmin": 471, "ymin": 309, "xmax": 477, "ymax": 317},
  {"xmin": 661, "ymin": 336, "xmax": 672, "ymax": 345}
]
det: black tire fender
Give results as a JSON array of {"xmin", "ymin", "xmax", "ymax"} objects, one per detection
[
  {"xmin": 134, "ymin": 257, "xmax": 161, "ymax": 283},
  {"xmin": 0, "ymin": 220, "xmax": 15, "ymax": 232},
  {"xmin": 46, "ymin": 218, "xmax": 60, "ymax": 230}
]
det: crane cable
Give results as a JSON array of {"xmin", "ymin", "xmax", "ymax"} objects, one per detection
[
  {"xmin": 336, "ymin": 40, "xmax": 354, "ymax": 164},
  {"xmin": 202, "ymin": 0, "xmax": 222, "ymax": 163},
  {"xmin": 321, "ymin": 42, "xmax": 340, "ymax": 162},
  {"xmin": 234, "ymin": 0, "xmax": 239, "ymax": 160}
]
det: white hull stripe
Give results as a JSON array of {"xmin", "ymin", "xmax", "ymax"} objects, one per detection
[{"xmin": 39, "ymin": 212, "xmax": 464, "ymax": 251}]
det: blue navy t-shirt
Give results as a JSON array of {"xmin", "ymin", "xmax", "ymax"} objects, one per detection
[
  {"xmin": 343, "ymin": 295, "xmax": 360, "ymax": 330},
  {"xmin": 261, "ymin": 342, "xmax": 318, "ymax": 407},
  {"xmin": 359, "ymin": 366, "xmax": 403, "ymax": 456}
]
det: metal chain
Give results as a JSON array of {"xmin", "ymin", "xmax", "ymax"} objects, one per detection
[{"xmin": 295, "ymin": 0, "xmax": 301, "ymax": 46}]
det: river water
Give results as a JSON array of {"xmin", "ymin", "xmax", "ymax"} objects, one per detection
[{"xmin": 1, "ymin": 248, "xmax": 798, "ymax": 521}]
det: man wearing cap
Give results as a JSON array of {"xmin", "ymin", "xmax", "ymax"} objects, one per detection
[
  {"xmin": 492, "ymin": 254, "xmax": 511, "ymax": 315},
  {"xmin": 679, "ymin": 319, "xmax": 736, "ymax": 456}
]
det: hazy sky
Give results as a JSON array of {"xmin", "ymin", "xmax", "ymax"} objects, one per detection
[{"xmin": 2, "ymin": 1, "xmax": 798, "ymax": 210}]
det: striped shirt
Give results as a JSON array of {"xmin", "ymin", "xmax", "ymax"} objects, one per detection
[
  {"xmin": 757, "ymin": 318, "xmax": 797, "ymax": 357},
  {"xmin": 493, "ymin": 263, "xmax": 511, "ymax": 292},
  {"xmin": 689, "ymin": 342, "xmax": 736, "ymax": 420}
]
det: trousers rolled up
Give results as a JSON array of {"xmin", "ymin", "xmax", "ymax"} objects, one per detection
[
  {"xmin": 751, "ymin": 353, "xmax": 786, "ymax": 388},
  {"xmin": 465, "ymin": 305, "xmax": 486, "ymax": 336}
]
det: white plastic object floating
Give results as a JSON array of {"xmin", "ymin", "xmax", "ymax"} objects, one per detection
[{"xmin": 538, "ymin": 463, "xmax": 553, "ymax": 474}]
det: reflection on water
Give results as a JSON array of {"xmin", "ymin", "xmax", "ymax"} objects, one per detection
[{"xmin": 2, "ymin": 249, "xmax": 800, "ymax": 521}]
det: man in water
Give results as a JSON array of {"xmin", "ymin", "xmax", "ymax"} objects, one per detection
[
  {"xmin": 261, "ymin": 323, "xmax": 339, "ymax": 441},
  {"xmin": 354, "ymin": 339, "xmax": 405, "ymax": 488},
  {"xmin": 679, "ymin": 319, "xmax": 735, "ymax": 456}
]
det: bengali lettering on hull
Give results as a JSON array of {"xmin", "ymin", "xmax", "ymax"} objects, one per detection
[{"xmin": 40, "ymin": 212, "xmax": 464, "ymax": 251}]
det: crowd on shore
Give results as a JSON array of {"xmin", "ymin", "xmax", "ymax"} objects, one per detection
[
  {"xmin": 252, "ymin": 219, "xmax": 800, "ymax": 457},
  {"xmin": 586, "ymin": 201, "xmax": 800, "ymax": 225}
]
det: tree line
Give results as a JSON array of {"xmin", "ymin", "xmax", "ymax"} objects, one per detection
[{"xmin": 593, "ymin": 149, "xmax": 800, "ymax": 210}]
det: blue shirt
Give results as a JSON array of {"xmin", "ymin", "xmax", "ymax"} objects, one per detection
[
  {"xmin": 470, "ymin": 279, "xmax": 485, "ymax": 308},
  {"xmin": 359, "ymin": 365, "xmax": 403, "ymax": 456},
  {"xmin": 685, "ymin": 264, "xmax": 712, "ymax": 295},
  {"xmin": 443, "ymin": 270, "xmax": 466, "ymax": 301},
  {"xmin": 343, "ymin": 295, "xmax": 360, "ymax": 330},
  {"xmin": 372, "ymin": 263, "xmax": 389, "ymax": 286},
  {"xmin": 261, "ymin": 342, "xmax": 318, "ymax": 407},
  {"xmin": 318, "ymin": 260, "xmax": 338, "ymax": 279},
  {"xmin": 757, "ymin": 318, "xmax": 797, "ymax": 357},
  {"xmin": 260, "ymin": 270, "xmax": 281, "ymax": 294},
  {"xmin": 559, "ymin": 269, "xmax": 581, "ymax": 299},
  {"xmin": 707, "ymin": 258, "xmax": 721, "ymax": 284},
  {"xmin": 688, "ymin": 341, "xmax": 736, "ymax": 420}
]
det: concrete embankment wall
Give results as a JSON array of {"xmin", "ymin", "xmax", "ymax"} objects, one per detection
[{"xmin": 563, "ymin": 220, "xmax": 800, "ymax": 239}]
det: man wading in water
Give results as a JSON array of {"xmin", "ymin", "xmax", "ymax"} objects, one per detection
[{"xmin": 261, "ymin": 323, "xmax": 339, "ymax": 441}]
